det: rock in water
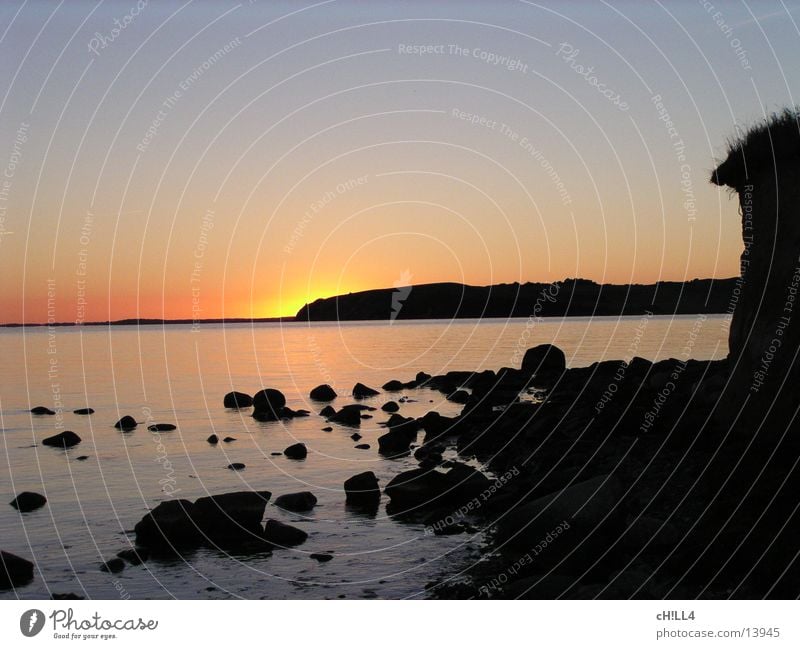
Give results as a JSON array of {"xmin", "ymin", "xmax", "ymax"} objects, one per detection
[
  {"xmin": 355, "ymin": 444, "xmax": 371, "ymax": 450},
  {"xmin": 114, "ymin": 416, "xmax": 137, "ymax": 431},
  {"xmin": 263, "ymin": 520, "xmax": 308, "ymax": 547},
  {"xmin": 148, "ymin": 423, "xmax": 176, "ymax": 432},
  {"xmin": 352, "ymin": 382, "xmax": 380, "ymax": 399},
  {"xmin": 274, "ymin": 492, "xmax": 317, "ymax": 512},
  {"xmin": 30, "ymin": 406, "xmax": 55, "ymax": 415},
  {"xmin": 73, "ymin": 408, "xmax": 94, "ymax": 415},
  {"xmin": 252, "ymin": 388, "xmax": 286, "ymax": 419},
  {"xmin": 134, "ymin": 499, "xmax": 199, "ymax": 551},
  {"xmin": 521, "ymin": 344, "xmax": 566, "ymax": 376},
  {"xmin": 310, "ymin": 553, "xmax": 333, "ymax": 562},
  {"xmin": 310, "ymin": 384, "xmax": 337, "ymax": 401},
  {"xmin": 283, "ymin": 443, "xmax": 307, "ymax": 460},
  {"xmin": 223, "ymin": 391, "xmax": 253, "ymax": 408},
  {"xmin": 207, "ymin": 434, "xmax": 219, "ymax": 444},
  {"xmin": 0, "ymin": 550, "xmax": 34, "ymax": 589},
  {"xmin": 116, "ymin": 548, "xmax": 148, "ymax": 566},
  {"xmin": 328, "ymin": 405, "xmax": 362, "ymax": 427},
  {"xmin": 41, "ymin": 431, "xmax": 82, "ymax": 448},
  {"xmin": 385, "ymin": 468, "xmax": 452, "ymax": 511},
  {"xmin": 193, "ymin": 491, "xmax": 272, "ymax": 545},
  {"xmin": 382, "ymin": 401, "xmax": 400, "ymax": 412},
  {"xmin": 223, "ymin": 437, "xmax": 236, "ymax": 443},
  {"xmin": 227, "ymin": 463, "xmax": 246, "ymax": 471},
  {"xmin": 382, "ymin": 380, "xmax": 404, "ymax": 391},
  {"xmin": 99, "ymin": 558, "xmax": 125, "ymax": 573},
  {"xmin": 447, "ymin": 390, "xmax": 470, "ymax": 404},
  {"xmin": 9, "ymin": 492, "xmax": 47, "ymax": 512},
  {"xmin": 344, "ymin": 471, "xmax": 380, "ymax": 504}
]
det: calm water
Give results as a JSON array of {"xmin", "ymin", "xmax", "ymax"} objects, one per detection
[{"xmin": 0, "ymin": 315, "xmax": 728, "ymax": 599}]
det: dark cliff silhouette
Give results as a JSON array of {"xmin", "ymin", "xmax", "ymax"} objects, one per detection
[{"xmin": 295, "ymin": 277, "xmax": 738, "ymax": 322}]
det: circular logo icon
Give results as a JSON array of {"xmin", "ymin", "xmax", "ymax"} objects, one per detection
[{"xmin": 20, "ymin": 609, "xmax": 45, "ymax": 637}]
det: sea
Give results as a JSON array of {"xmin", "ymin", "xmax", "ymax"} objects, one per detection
[{"xmin": 0, "ymin": 315, "xmax": 728, "ymax": 599}]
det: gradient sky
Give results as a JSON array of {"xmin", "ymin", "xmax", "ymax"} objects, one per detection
[{"xmin": 1, "ymin": 0, "xmax": 798, "ymax": 322}]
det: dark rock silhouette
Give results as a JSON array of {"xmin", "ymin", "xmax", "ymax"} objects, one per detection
[
  {"xmin": 252, "ymin": 388, "xmax": 286, "ymax": 420},
  {"xmin": 319, "ymin": 405, "xmax": 336, "ymax": 417},
  {"xmin": 447, "ymin": 390, "xmax": 469, "ymax": 404},
  {"xmin": 42, "ymin": 431, "xmax": 81, "ymax": 448},
  {"xmin": 382, "ymin": 380, "xmax": 404, "ymax": 391},
  {"xmin": 10, "ymin": 492, "xmax": 47, "ymax": 512},
  {"xmin": 223, "ymin": 436, "xmax": 236, "ymax": 443},
  {"xmin": 263, "ymin": 520, "xmax": 307, "ymax": 547},
  {"xmin": 352, "ymin": 382, "xmax": 380, "ymax": 399},
  {"xmin": 193, "ymin": 491, "xmax": 271, "ymax": 546},
  {"xmin": 310, "ymin": 384, "xmax": 337, "ymax": 401},
  {"xmin": 227, "ymin": 463, "xmax": 246, "ymax": 471},
  {"xmin": 148, "ymin": 423, "xmax": 176, "ymax": 432},
  {"xmin": 207, "ymin": 434, "xmax": 219, "ymax": 444},
  {"xmin": 328, "ymin": 405, "xmax": 362, "ymax": 427},
  {"xmin": 521, "ymin": 343, "xmax": 566, "ymax": 376},
  {"xmin": 344, "ymin": 471, "xmax": 380, "ymax": 504},
  {"xmin": 100, "ymin": 558, "xmax": 125, "ymax": 573},
  {"xmin": 114, "ymin": 416, "xmax": 137, "ymax": 431},
  {"xmin": 116, "ymin": 548, "xmax": 148, "ymax": 565},
  {"xmin": 0, "ymin": 550, "xmax": 34, "ymax": 589},
  {"xmin": 30, "ymin": 406, "xmax": 55, "ymax": 415},
  {"xmin": 283, "ymin": 443, "xmax": 307, "ymax": 459},
  {"xmin": 223, "ymin": 391, "xmax": 253, "ymax": 408},
  {"xmin": 382, "ymin": 401, "xmax": 400, "ymax": 412},
  {"xmin": 73, "ymin": 408, "xmax": 94, "ymax": 415},
  {"xmin": 310, "ymin": 553, "xmax": 333, "ymax": 562},
  {"xmin": 274, "ymin": 492, "xmax": 317, "ymax": 512},
  {"xmin": 134, "ymin": 500, "xmax": 199, "ymax": 550},
  {"xmin": 355, "ymin": 443, "xmax": 370, "ymax": 450}
]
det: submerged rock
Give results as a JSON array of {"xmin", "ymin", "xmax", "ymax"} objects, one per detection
[
  {"xmin": 41, "ymin": 431, "xmax": 82, "ymax": 448},
  {"xmin": 283, "ymin": 443, "xmax": 307, "ymax": 460},
  {"xmin": 223, "ymin": 436, "xmax": 236, "ymax": 443},
  {"xmin": 263, "ymin": 520, "xmax": 308, "ymax": 547},
  {"xmin": 310, "ymin": 553, "xmax": 333, "ymax": 562},
  {"xmin": 384, "ymin": 468, "xmax": 451, "ymax": 511},
  {"xmin": 274, "ymin": 492, "xmax": 317, "ymax": 512},
  {"xmin": 355, "ymin": 443, "xmax": 371, "ymax": 450},
  {"xmin": 99, "ymin": 558, "xmax": 125, "ymax": 574},
  {"xmin": 310, "ymin": 384, "xmax": 337, "ymax": 401},
  {"xmin": 116, "ymin": 548, "xmax": 148, "ymax": 566},
  {"xmin": 223, "ymin": 391, "xmax": 253, "ymax": 408},
  {"xmin": 148, "ymin": 423, "xmax": 176, "ymax": 432},
  {"xmin": 73, "ymin": 408, "xmax": 94, "ymax": 415},
  {"xmin": 9, "ymin": 492, "xmax": 47, "ymax": 512},
  {"xmin": 114, "ymin": 416, "xmax": 137, "ymax": 431},
  {"xmin": 352, "ymin": 382, "xmax": 380, "ymax": 399},
  {"xmin": 30, "ymin": 406, "xmax": 55, "ymax": 415},
  {"xmin": 0, "ymin": 550, "xmax": 34, "ymax": 589},
  {"xmin": 227, "ymin": 463, "xmax": 246, "ymax": 471}
]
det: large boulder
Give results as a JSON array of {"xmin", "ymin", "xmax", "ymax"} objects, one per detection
[
  {"xmin": 252, "ymin": 388, "xmax": 286, "ymax": 419},
  {"xmin": 283, "ymin": 443, "xmax": 308, "ymax": 459},
  {"xmin": 114, "ymin": 416, "xmax": 137, "ymax": 430},
  {"xmin": 263, "ymin": 520, "xmax": 308, "ymax": 547},
  {"xmin": 384, "ymin": 468, "xmax": 451, "ymax": 511},
  {"xmin": 352, "ymin": 382, "xmax": 380, "ymax": 399},
  {"xmin": 521, "ymin": 344, "xmax": 566, "ymax": 376},
  {"xmin": 496, "ymin": 474, "xmax": 623, "ymax": 565},
  {"xmin": 192, "ymin": 491, "xmax": 271, "ymax": 545},
  {"xmin": 223, "ymin": 391, "xmax": 253, "ymax": 408},
  {"xmin": 274, "ymin": 492, "xmax": 317, "ymax": 512},
  {"xmin": 310, "ymin": 384, "xmax": 337, "ymax": 401},
  {"xmin": 133, "ymin": 499, "xmax": 199, "ymax": 551},
  {"xmin": 0, "ymin": 550, "xmax": 34, "ymax": 589},
  {"xmin": 344, "ymin": 472, "xmax": 380, "ymax": 504},
  {"xmin": 442, "ymin": 462, "xmax": 492, "ymax": 502},
  {"xmin": 41, "ymin": 431, "xmax": 82, "ymax": 448},
  {"xmin": 9, "ymin": 492, "xmax": 47, "ymax": 512}
]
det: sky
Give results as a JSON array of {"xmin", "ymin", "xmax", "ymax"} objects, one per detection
[{"xmin": 0, "ymin": 0, "xmax": 798, "ymax": 323}]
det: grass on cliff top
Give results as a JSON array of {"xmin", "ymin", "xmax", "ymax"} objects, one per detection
[{"xmin": 711, "ymin": 107, "xmax": 800, "ymax": 187}]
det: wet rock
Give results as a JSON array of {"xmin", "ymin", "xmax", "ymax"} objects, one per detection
[
  {"xmin": 73, "ymin": 408, "xmax": 94, "ymax": 415},
  {"xmin": 310, "ymin": 553, "xmax": 333, "ymax": 562},
  {"xmin": 355, "ymin": 443, "xmax": 371, "ymax": 450},
  {"xmin": 385, "ymin": 468, "xmax": 451, "ymax": 511},
  {"xmin": 114, "ymin": 416, "xmax": 137, "ymax": 431},
  {"xmin": 274, "ymin": 492, "xmax": 317, "ymax": 512},
  {"xmin": 76, "ymin": 455, "xmax": 89, "ymax": 461},
  {"xmin": 344, "ymin": 471, "xmax": 380, "ymax": 504},
  {"xmin": 421, "ymin": 411, "xmax": 459, "ymax": 443},
  {"xmin": 443, "ymin": 462, "xmax": 492, "ymax": 502},
  {"xmin": 382, "ymin": 380, "xmax": 404, "ymax": 391},
  {"xmin": 263, "ymin": 520, "xmax": 308, "ymax": 547},
  {"xmin": 521, "ymin": 344, "xmax": 566, "ymax": 376},
  {"xmin": 270, "ymin": 452, "xmax": 282, "ymax": 456},
  {"xmin": 319, "ymin": 405, "xmax": 337, "ymax": 418},
  {"xmin": 350, "ymin": 433, "xmax": 362, "ymax": 441},
  {"xmin": 0, "ymin": 550, "xmax": 33, "ymax": 589},
  {"xmin": 310, "ymin": 384, "xmax": 337, "ymax": 401},
  {"xmin": 193, "ymin": 491, "xmax": 271, "ymax": 545},
  {"xmin": 116, "ymin": 548, "xmax": 148, "ymax": 566},
  {"xmin": 42, "ymin": 431, "xmax": 82, "ymax": 448},
  {"xmin": 382, "ymin": 401, "xmax": 400, "ymax": 412},
  {"xmin": 353, "ymin": 382, "xmax": 380, "ymax": 399},
  {"xmin": 30, "ymin": 406, "xmax": 55, "ymax": 415},
  {"xmin": 223, "ymin": 391, "xmax": 253, "ymax": 408},
  {"xmin": 9, "ymin": 492, "xmax": 47, "ymax": 512},
  {"xmin": 252, "ymin": 388, "xmax": 286, "ymax": 419},
  {"xmin": 280, "ymin": 407, "xmax": 311, "ymax": 419},
  {"xmin": 447, "ymin": 390, "xmax": 470, "ymax": 404},
  {"xmin": 207, "ymin": 434, "xmax": 219, "ymax": 444},
  {"xmin": 322, "ymin": 427, "xmax": 333, "ymax": 432},
  {"xmin": 283, "ymin": 443, "xmax": 307, "ymax": 460},
  {"xmin": 148, "ymin": 423, "xmax": 176, "ymax": 432},
  {"xmin": 328, "ymin": 405, "xmax": 362, "ymax": 427},
  {"xmin": 100, "ymin": 558, "xmax": 125, "ymax": 573},
  {"xmin": 377, "ymin": 426, "xmax": 417, "ymax": 456},
  {"xmin": 227, "ymin": 463, "xmax": 246, "ymax": 471},
  {"xmin": 134, "ymin": 499, "xmax": 199, "ymax": 551},
  {"xmin": 416, "ymin": 372, "xmax": 432, "ymax": 384},
  {"xmin": 223, "ymin": 437, "xmax": 236, "ymax": 443}
]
